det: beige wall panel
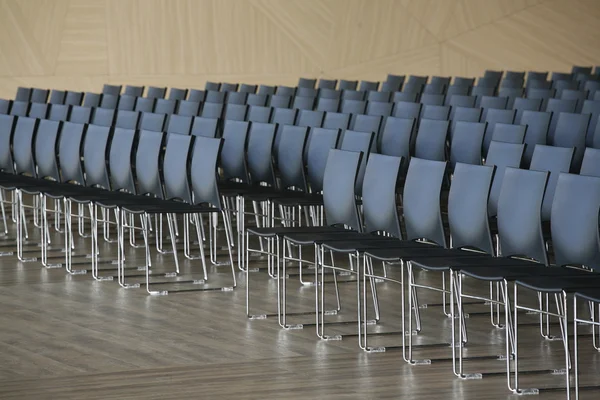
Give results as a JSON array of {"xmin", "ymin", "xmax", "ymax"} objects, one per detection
[
  {"xmin": 400, "ymin": 0, "xmax": 460, "ymax": 41},
  {"xmin": 55, "ymin": 0, "xmax": 108, "ymax": 76}
]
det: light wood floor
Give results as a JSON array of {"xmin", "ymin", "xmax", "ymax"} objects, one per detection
[{"xmin": 0, "ymin": 211, "xmax": 599, "ymax": 399}]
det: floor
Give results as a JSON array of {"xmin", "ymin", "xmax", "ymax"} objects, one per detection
[{"xmin": 0, "ymin": 206, "xmax": 599, "ymax": 399}]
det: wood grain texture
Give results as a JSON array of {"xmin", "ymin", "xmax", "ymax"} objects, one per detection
[{"xmin": 0, "ymin": 0, "xmax": 599, "ymax": 97}]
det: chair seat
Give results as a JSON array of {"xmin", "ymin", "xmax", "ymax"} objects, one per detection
[
  {"xmin": 320, "ymin": 237, "xmax": 428, "ymax": 253},
  {"xmin": 574, "ymin": 289, "xmax": 600, "ymax": 303},
  {"xmin": 246, "ymin": 225, "xmax": 346, "ymax": 238},
  {"xmin": 364, "ymin": 245, "xmax": 482, "ymax": 262},
  {"xmin": 515, "ymin": 270, "xmax": 600, "ymax": 292}
]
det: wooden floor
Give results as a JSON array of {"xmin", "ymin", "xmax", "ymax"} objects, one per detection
[{"xmin": 0, "ymin": 211, "xmax": 599, "ymax": 399}]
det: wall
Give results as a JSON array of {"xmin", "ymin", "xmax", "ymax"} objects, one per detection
[{"xmin": 0, "ymin": 0, "xmax": 599, "ymax": 98}]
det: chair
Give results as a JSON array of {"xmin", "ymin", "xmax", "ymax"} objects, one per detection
[
  {"xmin": 0, "ymin": 99, "xmax": 10, "ymax": 115},
  {"xmin": 358, "ymin": 81, "xmax": 379, "ymax": 92},
  {"xmin": 247, "ymin": 93, "xmax": 268, "ymax": 107},
  {"xmin": 318, "ymin": 88, "xmax": 341, "ymax": 99},
  {"xmin": 269, "ymin": 94, "xmax": 291, "ymax": 108},
  {"xmin": 559, "ymin": 89, "xmax": 586, "ymax": 112},
  {"xmin": 91, "ymin": 108, "xmax": 116, "ymax": 127},
  {"xmin": 545, "ymin": 98, "xmax": 577, "ymax": 142},
  {"xmin": 102, "ymin": 84, "xmax": 121, "ymax": 96},
  {"xmin": 476, "ymin": 77, "xmax": 498, "ymax": 91},
  {"xmin": 415, "ymin": 119, "xmax": 448, "ymax": 162},
  {"xmin": 99, "ymin": 94, "xmax": 119, "ymax": 109},
  {"xmin": 453, "ymin": 77, "xmax": 475, "ymax": 87},
  {"xmin": 339, "ymin": 130, "xmax": 375, "ymax": 195},
  {"xmin": 491, "ymin": 123, "xmax": 526, "ymax": 145},
  {"xmin": 500, "ymin": 78, "xmax": 524, "ymax": 89},
  {"xmin": 447, "ymin": 95, "xmax": 475, "ymax": 108},
  {"xmin": 27, "ymin": 103, "xmax": 48, "ymax": 119},
  {"xmin": 340, "ymin": 99, "xmax": 366, "ymax": 115},
  {"xmin": 48, "ymin": 104, "xmax": 70, "ymax": 122},
  {"xmin": 445, "ymin": 84, "xmax": 471, "ymax": 99},
  {"xmin": 378, "ymin": 117, "xmax": 414, "ymax": 172},
  {"xmin": 275, "ymin": 86, "xmax": 296, "ymax": 97},
  {"xmin": 65, "ymin": 104, "xmax": 92, "ymax": 124},
  {"xmin": 226, "ymin": 91, "xmax": 248, "ymax": 105},
  {"xmin": 271, "ymin": 108, "xmax": 298, "ymax": 155},
  {"xmin": 134, "ymin": 97, "xmax": 155, "ymax": 113},
  {"xmin": 582, "ymin": 100, "xmax": 600, "ymax": 146},
  {"xmin": 584, "ymin": 80, "xmax": 600, "ymax": 99},
  {"xmin": 449, "ymin": 106, "xmax": 482, "ymax": 140},
  {"xmin": 166, "ymin": 114, "xmax": 193, "ymax": 135},
  {"xmin": 316, "ymin": 97, "xmax": 340, "ymax": 112},
  {"xmin": 322, "ymin": 112, "xmax": 350, "ymax": 131},
  {"xmin": 191, "ymin": 117, "xmax": 219, "ymax": 138},
  {"xmin": 366, "ymin": 91, "xmax": 391, "ymax": 103},
  {"xmin": 482, "ymin": 109, "xmax": 516, "ymax": 156},
  {"xmin": 525, "ymin": 87, "xmax": 555, "ymax": 109},
  {"xmin": 580, "ymin": 148, "xmax": 600, "ymax": 177},
  {"xmin": 365, "ymin": 101, "xmax": 393, "ymax": 118},
  {"xmin": 421, "ymin": 105, "xmax": 450, "ymax": 121},
  {"xmin": 406, "ymin": 75, "xmax": 428, "ymax": 86},
  {"xmin": 220, "ymin": 83, "xmax": 238, "ymax": 92},
  {"xmin": 480, "ymin": 96, "xmax": 508, "ymax": 111},
  {"xmin": 15, "ymin": 87, "xmax": 31, "ymax": 102},
  {"xmin": 498, "ymin": 87, "xmax": 524, "ymax": 108},
  {"xmin": 393, "ymin": 101, "xmax": 422, "ymax": 120},
  {"xmin": 292, "ymin": 96, "xmax": 315, "ymax": 110},
  {"xmin": 114, "ymin": 110, "xmax": 140, "ymax": 130},
  {"xmin": 529, "ymin": 145, "xmax": 574, "ymax": 222},
  {"xmin": 117, "ymin": 95, "xmax": 137, "ymax": 111},
  {"xmin": 384, "ymin": 74, "xmax": 405, "ymax": 91},
  {"xmin": 505, "ymin": 71, "xmax": 526, "ymax": 81},
  {"xmin": 484, "ymin": 70, "xmax": 503, "ymax": 82},
  {"xmin": 200, "ymin": 102, "xmax": 224, "ymax": 120},
  {"xmin": 247, "ymin": 105, "xmax": 273, "ymax": 124},
  {"xmin": 553, "ymin": 80, "xmax": 580, "ymax": 96},
  {"xmin": 450, "ymin": 121, "xmax": 485, "ymax": 168},
  {"xmin": 124, "ymin": 85, "xmax": 144, "ymax": 97},
  {"xmin": 552, "ymin": 112, "xmax": 591, "ymax": 171},
  {"xmin": 9, "ymin": 101, "xmax": 29, "ymax": 117},
  {"xmin": 485, "ymin": 141, "xmax": 525, "ymax": 217},
  {"xmin": 318, "ymin": 79, "xmax": 338, "ymax": 90},
  {"xmin": 527, "ymin": 79, "xmax": 552, "ymax": 90},
  {"xmin": 83, "ymin": 93, "xmax": 102, "ymax": 108},
  {"xmin": 146, "ymin": 86, "xmax": 167, "ymax": 99},
  {"xmin": 401, "ymin": 82, "xmax": 424, "ymax": 94},
  {"xmin": 188, "ymin": 89, "xmax": 206, "ymax": 103},
  {"xmin": 518, "ymin": 110, "xmax": 550, "ymax": 166},
  {"xmin": 339, "ymin": 80, "xmax": 358, "ymax": 91},
  {"xmin": 223, "ymin": 104, "xmax": 248, "ymax": 121},
  {"xmin": 420, "ymin": 93, "xmax": 445, "ymax": 106},
  {"xmin": 393, "ymin": 92, "xmax": 418, "ymax": 103},
  {"xmin": 512, "ymin": 97, "xmax": 542, "ymax": 122},
  {"xmin": 351, "ymin": 114, "xmax": 383, "ymax": 145},
  {"xmin": 64, "ymin": 91, "xmax": 83, "ymax": 106},
  {"xmin": 139, "ymin": 112, "xmax": 166, "ymax": 132},
  {"xmin": 341, "ymin": 90, "xmax": 366, "ymax": 101},
  {"xmin": 154, "ymin": 99, "xmax": 177, "ymax": 115},
  {"xmin": 423, "ymin": 84, "xmax": 446, "ymax": 95},
  {"xmin": 258, "ymin": 85, "xmax": 276, "ymax": 96},
  {"xmin": 572, "ymin": 66, "xmax": 593, "ymax": 75},
  {"xmin": 527, "ymin": 71, "xmax": 548, "ymax": 81},
  {"xmin": 176, "ymin": 100, "xmax": 201, "ymax": 117},
  {"xmin": 205, "ymin": 90, "xmax": 226, "ymax": 104}
]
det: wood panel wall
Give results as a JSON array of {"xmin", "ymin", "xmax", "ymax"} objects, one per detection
[{"xmin": 0, "ymin": 0, "xmax": 599, "ymax": 98}]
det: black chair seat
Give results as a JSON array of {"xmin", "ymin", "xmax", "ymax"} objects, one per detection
[
  {"xmin": 320, "ymin": 237, "xmax": 430, "ymax": 254},
  {"xmin": 411, "ymin": 255, "xmax": 537, "ymax": 272},
  {"xmin": 364, "ymin": 245, "xmax": 483, "ymax": 262},
  {"xmin": 246, "ymin": 225, "xmax": 346, "ymax": 238},
  {"xmin": 574, "ymin": 289, "xmax": 600, "ymax": 303},
  {"xmin": 283, "ymin": 231, "xmax": 393, "ymax": 246},
  {"xmin": 515, "ymin": 271, "xmax": 600, "ymax": 292}
]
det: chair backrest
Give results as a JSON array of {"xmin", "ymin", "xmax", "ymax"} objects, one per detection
[
  {"xmin": 220, "ymin": 120, "xmax": 250, "ymax": 183},
  {"xmin": 552, "ymin": 112, "xmax": 591, "ymax": 171},
  {"xmin": 306, "ymin": 128, "xmax": 340, "ymax": 193},
  {"xmin": 581, "ymin": 100, "xmax": 600, "ymax": 147},
  {"xmin": 224, "ymin": 103, "xmax": 248, "ymax": 121},
  {"xmin": 513, "ymin": 97, "xmax": 542, "ymax": 122},
  {"xmin": 0, "ymin": 115, "xmax": 16, "ymax": 173},
  {"xmin": 403, "ymin": 82, "xmax": 424, "ymax": 94},
  {"xmin": 188, "ymin": 89, "xmax": 206, "ymax": 103},
  {"xmin": 484, "ymin": 141, "xmax": 525, "ymax": 216},
  {"xmin": 322, "ymin": 149, "xmax": 362, "ymax": 231},
  {"xmin": 271, "ymin": 108, "xmax": 298, "ymax": 155},
  {"xmin": 82, "ymin": 124, "xmax": 112, "ymax": 189},
  {"xmin": 339, "ymin": 80, "xmax": 358, "ymax": 91},
  {"xmin": 445, "ymin": 84, "xmax": 470, "ymax": 99},
  {"xmin": 220, "ymin": 83, "xmax": 238, "ymax": 92},
  {"xmin": 64, "ymin": 91, "xmax": 83, "ymax": 106},
  {"xmin": 497, "ymin": 167, "xmax": 549, "ymax": 264},
  {"xmin": 200, "ymin": 102, "xmax": 224, "ymax": 119},
  {"xmin": 109, "ymin": 127, "xmax": 137, "ymax": 193},
  {"xmin": 100, "ymin": 94, "xmax": 118, "ymax": 109},
  {"xmin": 134, "ymin": 97, "xmax": 155, "ymax": 113},
  {"xmin": 247, "ymin": 93, "xmax": 268, "ymax": 107},
  {"xmin": 551, "ymin": 173, "xmax": 600, "ymax": 269},
  {"xmin": 15, "ymin": 87, "xmax": 31, "ymax": 102},
  {"xmin": 352, "ymin": 114, "xmax": 383, "ymax": 139},
  {"xmin": 315, "ymin": 97, "xmax": 339, "ymax": 112},
  {"xmin": 449, "ymin": 106, "xmax": 482, "ymax": 140},
  {"xmin": 269, "ymin": 94, "xmax": 291, "ymax": 108},
  {"xmin": 415, "ymin": 119, "xmax": 448, "ymax": 161},
  {"xmin": 393, "ymin": 92, "xmax": 418, "ymax": 103},
  {"xmin": 296, "ymin": 109, "xmax": 324, "ymax": 128},
  {"xmin": 379, "ymin": 117, "xmax": 414, "ymax": 172},
  {"xmin": 393, "ymin": 101, "xmax": 422, "ymax": 120},
  {"xmin": 421, "ymin": 104, "xmax": 450, "ymax": 120},
  {"xmin": 491, "ymin": 123, "xmax": 526, "ymax": 144},
  {"xmin": 205, "ymin": 82, "xmax": 220, "ymax": 91},
  {"xmin": 163, "ymin": 133, "xmax": 194, "ymax": 202},
  {"xmin": 0, "ymin": 99, "xmax": 11, "ymax": 114},
  {"xmin": 546, "ymin": 98, "xmax": 578, "ymax": 141},
  {"xmin": 318, "ymin": 79, "xmax": 338, "ymax": 90},
  {"xmin": 482, "ymin": 109, "xmax": 516, "ymax": 156},
  {"xmin": 190, "ymin": 136, "xmax": 224, "ymax": 208},
  {"xmin": 124, "ymin": 85, "xmax": 144, "ymax": 97},
  {"xmin": 498, "ymin": 87, "xmax": 524, "ymax": 108},
  {"xmin": 247, "ymin": 105, "xmax": 273, "ymax": 123},
  {"xmin": 581, "ymin": 148, "xmax": 600, "ymax": 177},
  {"xmin": 239, "ymin": 84, "xmax": 257, "ymax": 94},
  {"xmin": 247, "ymin": 122, "xmax": 277, "ymax": 187},
  {"xmin": 340, "ymin": 130, "xmax": 376, "ymax": 195},
  {"xmin": 447, "ymin": 94, "xmax": 475, "ymax": 108},
  {"xmin": 448, "ymin": 163, "xmax": 495, "ymax": 254},
  {"xmin": 177, "ymin": 100, "xmax": 201, "ymax": 117},
  {"xmin": 168, "ymin": 88, "xmax": 188, "ymax": 101},
  {"xmin": 35, "ymin": 119, "xmax": 62, "ymax": 181},
  {"xmin": 420, "ymin": 93, "xmax": 445, "ymax": 106},
  {"xmin": 530, "ymin": 145, "xmax": 574, "ymax": 221},
  {"xmin": 366, "ymin": 101, "xmax": 393, "ymax": 118},
  {"xmin": 340, "ymin": 99, "xmax": 366, "ymax": 115},
  {"xmin": 102, "ymin": 84, "xmax": 121, "ymax": 96},
  {"xmin": 275, "ymin": 86, "xmax": 296, "ymax": 97},
  {"xmin": 10, "ymin": 101, "xmax": 29, "ymax": 117},
  {"xmin": 82, "ymin": 92, "xmax": 102, "ymax": 108},
  {"xmin": 58, "ymin": 122, "xmax": 86, "ymax": 184},
  {"xmin": 28, "ymin": 103, "xmax": 48, "ymax": 119},
  {"xmin": 154, "ymin": 98, "xmax": 177, "ymax": 115},
  {"xmin": 276, "ymin": 125, "xmax": 308, "ymax": 192},
  {"xmin": 139, "ymin": 112, "xmax": 166, "ymax": 132},
  {"xmin": 519, "ymin": 110, "xmax": 550, "ymax": 167},
  {"xmin": 471, "ymin": 86, "xmax": 495, "ymax": 98},
  {"xmin": 116, "ymin": 95, "xmax": 136, "ymax": 111},
  {"xmin": 342, "ymin": 90, "xmax": 366, "ymax": 101},
  {"xmin": 480, "ymin": 96, "xmax": 508, "ymax": 111},
  {"xmin": 91, "ymin": 107, "xmax": 116, "ymax": 127},
  {"xmin": 30, "ymin": 88, "xmax": 49, "ymax": 104},
  {"xmin": 166, "ymin": 114, "xmax": 193, "ymax": 135},
  {"xmin": 48, "ymin": 104, "xmax": 71, "ymax": 122},
  {"xmin": 560, "ymin": 89, "xmax": 586, "ymax": 111},
  {"xmin": 191, "ymin": 116, "xmax": 219, "ymax": 138},
  {"xmin": 450, "ymin": 121, "xmax": 485, "ymax": 168},
  {"xmin": 318, "ymin": 88, "xmax": 341, "ymax": 99},
  {"xmin": 292, "ymin": 95, "xmax": 315, "ymax": 111},
  {"xmin": 135, "ymin": 130, "xmax": 165, "ymax": 197},
  {"xmin": 403, "ymin": 158, "xmax": 447, "ymax": 246},
  {"xmin": 359, "ymin": 80, "xmax": 379, "ymax": 92},
  {"xmin": 362, "ymin": 154, "xmax": 403, "ymax": 238},
  {"xmin": 13, "ymin": 117, "xmax": 39, "ymax": 177},
  {"xmin": 147, "ymin": 86, "xmax": 167, "ymax": 99},
  {"xmin": 367, "ymin": 91, "xmax": 392, "ymax": 103},
  {"xmin": 114, "ymin": 110, "xmax": 140, "ymax": 130},
  {"xmin": 68, "ymin": 105, "xmax": 92, "ymax": 124},
  {"xmin": 322, "ymin": 111, "xmax": 350, "ymax": 131}
]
